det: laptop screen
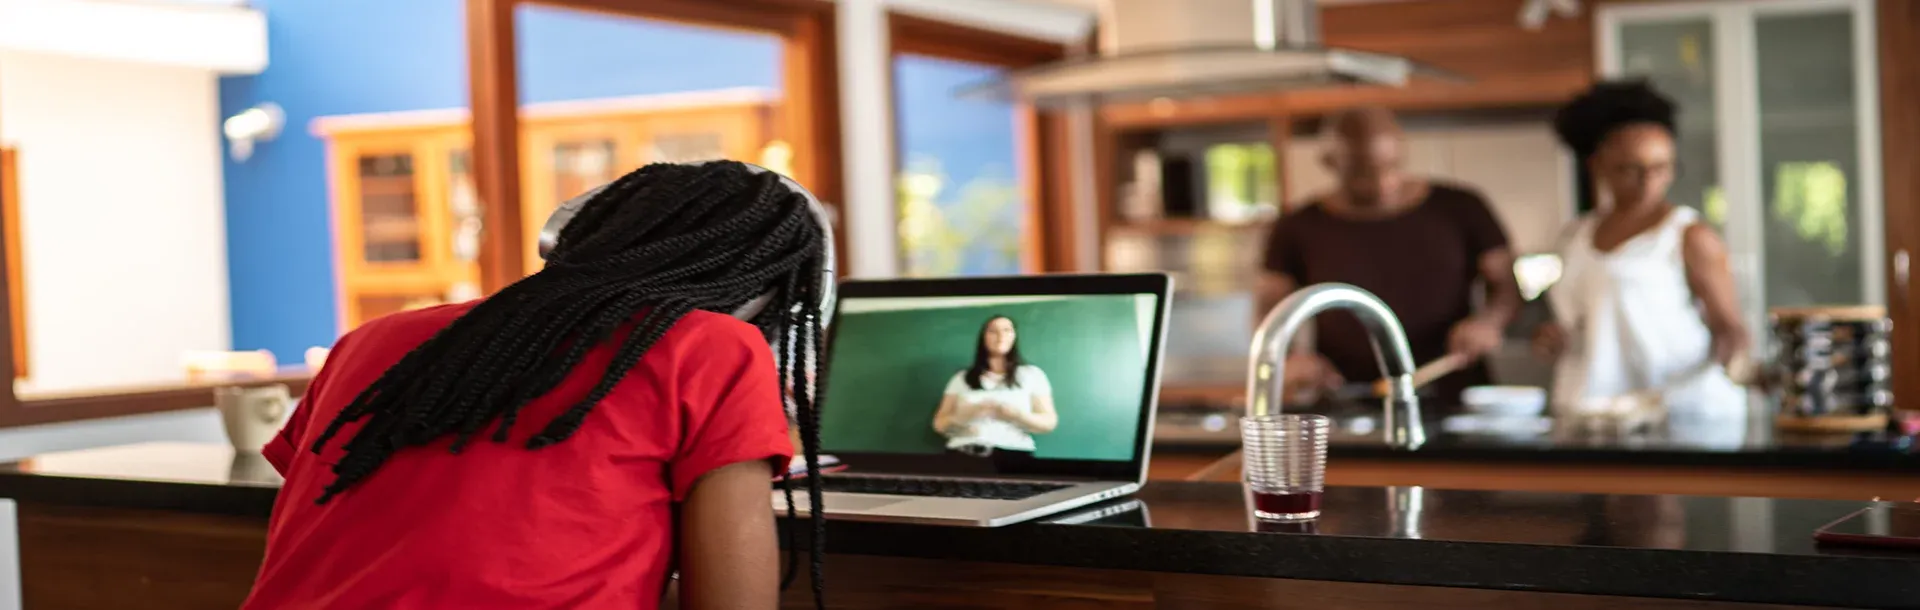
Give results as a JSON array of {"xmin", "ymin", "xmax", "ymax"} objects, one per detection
[{"xmin": 816, "ymin": 274, "xmax": 1170, "ymax": 481}]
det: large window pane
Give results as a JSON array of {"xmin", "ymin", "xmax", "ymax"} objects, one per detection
[
  {"xmin": 514, "ymin": 4, "xmax": 783, "ymax": 275},
  {"xmin": 1755, "ymin": 11, "xmax": 1867, "ymax": 308},
  {"xmin": 1617, "ymin": 20, "xmax": 1724, "ymax": 225},
  {"xmin": 893, "ymin": 54, "xmax": 1027, "ymax": 277}
]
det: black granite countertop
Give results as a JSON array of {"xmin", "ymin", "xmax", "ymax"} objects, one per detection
[
  {"xmin": 1156, "ymin": 400, "xmax": 1920, "ymax": 471},
  {"xmin": 3, "ymin": 442, "xmax": 1918, "ymax": 607}
]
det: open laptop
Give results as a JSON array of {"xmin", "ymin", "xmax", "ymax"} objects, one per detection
[{"xmin": 774, "ymin": 273, "xmax": 1172, "ymax": 527}]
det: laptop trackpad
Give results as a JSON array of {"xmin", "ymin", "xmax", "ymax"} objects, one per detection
[{"xmin": 825, "ymin": 495, "xmax": 910, "ymax": 512}]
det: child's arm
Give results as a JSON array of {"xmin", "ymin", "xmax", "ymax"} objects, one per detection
[
  {"xmin": 666, "ymin": 318, "xmax": 796, "ymax": 609},
  {"xmin": 679, "ymin": 460, "xmax": 782, "ymax": 610}
]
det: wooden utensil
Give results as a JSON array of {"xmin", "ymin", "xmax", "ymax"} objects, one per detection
[
  {"xmin": 1371, "ymin": 352, "xmax": 1473, "ymax": 398},
  {"xmin": 1183, "ymin": 353, "xmax": 1473, "ymax": 482}
]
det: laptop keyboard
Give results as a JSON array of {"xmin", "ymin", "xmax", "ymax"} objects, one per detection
[{"xmin": 798, "ymin": 475, "xmax": 1069, "ymax": 501}]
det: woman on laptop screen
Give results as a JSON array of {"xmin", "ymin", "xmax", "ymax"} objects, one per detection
[{"xmin": 932, "ymin": 315, "xmax": 1059, "ymax": 467}]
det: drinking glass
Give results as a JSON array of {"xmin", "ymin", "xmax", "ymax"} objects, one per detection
[{"xmin": 1242, "ymin": 413, "xmax": 1329, "ymax": 522}]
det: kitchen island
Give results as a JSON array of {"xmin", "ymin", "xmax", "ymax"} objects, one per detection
[
  {"xmin": 1154, "ymin": 401, "xmax": 1920, "ymax": 501},
  {"xmin": 2, "ymin": 442, "xmax": 1916, "ymax": 609}
]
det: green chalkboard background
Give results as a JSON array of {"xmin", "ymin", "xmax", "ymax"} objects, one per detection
[{"xmin": 819, "ymin": 295, "xmax": 1150, "ymax": 461}]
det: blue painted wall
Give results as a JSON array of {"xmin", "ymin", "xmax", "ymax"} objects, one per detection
[{"xmin": 218, "ymin": 1, "xmax": 778, "ymax": 361}]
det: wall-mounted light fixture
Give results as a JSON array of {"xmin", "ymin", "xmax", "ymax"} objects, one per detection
[
  {"xmin": 1518, "ymin": 0, "xmax": 1580, "ymax": 31},
  {"xmin": 222, "ymin": 102, "xmax": 284, "ymax": 162}
]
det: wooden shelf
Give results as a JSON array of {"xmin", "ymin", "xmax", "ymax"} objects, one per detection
[
  {"xmin": 361, "ymin": 217, "xmax": 422, "ymax": 242},
  {"xmin": 356, "ymin": 178, "xmax": 415, "ymax": 197}
]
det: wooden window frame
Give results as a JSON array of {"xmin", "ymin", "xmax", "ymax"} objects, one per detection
[
  {"xmin": 468, "ymin": 0, "xmax": 845, "ymax": 289},
  {"xmin": 885, "ymin": 13, "xmax": 1075, "ymax": 273},
  {"xmin": 1881, "ymin": 0, "xmax": 1920, "ymax": 410},
  {"xmin": 2, "ymin": 147, "xmax": 23, "ymax": 380}
]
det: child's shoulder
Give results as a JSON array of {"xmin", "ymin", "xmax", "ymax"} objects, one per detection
[{"xmin": 669, "ymin": 310, "xmax": 771, "ymax": 352}]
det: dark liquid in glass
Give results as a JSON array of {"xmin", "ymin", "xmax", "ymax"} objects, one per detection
[{"xmin": 1252, "ymin": 489, "xmax": 1322, "ymax": 520}]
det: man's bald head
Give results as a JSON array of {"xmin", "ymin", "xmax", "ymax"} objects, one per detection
[
  {"xmin": 1326, "ymin": 106, "xmax": 1403, "ymax": 144},
  {"xmin": 1321, "ymin": 106, "xmax": 1411, "ymax": 209}
]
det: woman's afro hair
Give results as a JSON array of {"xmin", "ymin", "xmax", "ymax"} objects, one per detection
[{"xmin": 1553, "ymin": 79, "xmax": 1678, "ymax": 159}]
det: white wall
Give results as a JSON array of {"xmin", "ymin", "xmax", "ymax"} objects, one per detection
[
  {"xmin": 0, "ymin": 498, "xmax": 15, "ymax": 610},
  {"xmin": 1429, "ymin": 125, "xmax": 1575, "ymax": 254},
  {"xmin": 0, "ymin": 50, "xmax": 233, "ymax": 393}
]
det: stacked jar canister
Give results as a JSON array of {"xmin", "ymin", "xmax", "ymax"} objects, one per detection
[{"xmin": 1767, "ymin": 306, "xmax": 1893, "ymax": 417}]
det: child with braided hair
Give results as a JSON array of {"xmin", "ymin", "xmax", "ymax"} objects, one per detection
[{"xmin": 244, "ymin": 161, "xmax": 833, "ymax": 610}]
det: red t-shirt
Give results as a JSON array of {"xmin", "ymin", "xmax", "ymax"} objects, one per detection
[{"xmin": 242, "ymin": 302, "xmax": 793, "ymax": 610}]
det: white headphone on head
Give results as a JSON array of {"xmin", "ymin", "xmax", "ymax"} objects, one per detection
[{"xmin": 535, "ymin": 161, "xmax": 838, "ymax": 325}]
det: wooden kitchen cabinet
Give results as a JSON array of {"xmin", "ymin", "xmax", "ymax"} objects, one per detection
[
  {"xmin": 518, "ymin": 126, "xmax": 618, "ymax": 276},
  {"xmin": 327, "ymin": 129, "xmax": 470, "ymax": 328},
  {"xmin": 516, "ymin": 102, "xmax": 770, "ymax": 273},
  {"xmin": 319, "ymin": 90, "xmax": 777, "ymax": 330}
]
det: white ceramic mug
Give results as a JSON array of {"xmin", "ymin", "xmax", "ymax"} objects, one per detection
[{"xmin": 216, "ymin": 384, "xmax": 292, "ymax": 454}]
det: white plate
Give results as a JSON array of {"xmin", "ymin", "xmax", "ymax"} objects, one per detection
[
  {"xmin": 1441, "ymin": 414, "xmax": 1552, "ymax": 437},
  {"xmin": 1462, "ymin": 385, "xmax": 1547, "ymax": 417}
]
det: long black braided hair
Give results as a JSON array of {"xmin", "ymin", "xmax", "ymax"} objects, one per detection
[{"xmin": 306, "ymin": 160, "xmax": 831, "ymax": 607}]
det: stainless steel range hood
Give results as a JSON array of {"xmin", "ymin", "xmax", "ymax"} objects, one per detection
[{"xmin": 957, "ymin": 0, "xmax": 1461, "ymax": 106}]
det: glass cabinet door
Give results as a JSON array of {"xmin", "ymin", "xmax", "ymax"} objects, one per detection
[
  {"xmin": 333, "ymin": 133, "xmax": 462, "ymax": 329},
  {"xmin": 448, "ymin": 148, "xmax": 480, "ymax": 265},
  {"xmin": 640, "ymin": 131, "xmax": 727, "ymax": 165},
  {"xmin": 355, "ymin": 152, "xmax": 425, "ymax": 265},
  {"xmin": 1614, "ymin": 18, "xmax": 1724, "ymax": 225},
  {"xmin": 634, "ymin": 109, "xmax": 760, "ymax": 166},
  {"xmin": 521, "ymin": 134, "xmax": 623, "ymax": 274},
  {"xmin": 553, "ymin": 139, "xmax": 619, "ymax": 204},
  {"xmin": 1754, "ymin": 9, "xmax": 1875, "ymax": 309},
  {"xmin": 447, "ymin": 147, "xmax": 482, "ymax": 302}
]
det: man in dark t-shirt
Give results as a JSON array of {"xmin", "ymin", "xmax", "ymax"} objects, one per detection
[{"xmin": 1257, "ymin": 107, "xmax": 1521, "ymax": 406}]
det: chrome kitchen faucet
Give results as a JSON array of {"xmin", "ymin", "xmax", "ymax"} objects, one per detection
[{"xmin": 1247, "ymin": 283, "xmax": 1426, "ymax": 449}]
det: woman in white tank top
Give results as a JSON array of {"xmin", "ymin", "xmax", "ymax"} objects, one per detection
[{"xmin": 1537, "ymin": 81, "xmax": 1750, "ymax": 423}]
